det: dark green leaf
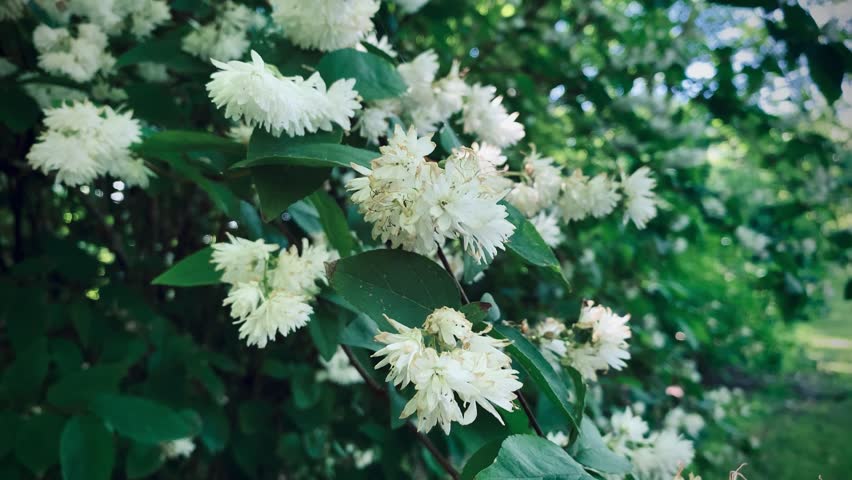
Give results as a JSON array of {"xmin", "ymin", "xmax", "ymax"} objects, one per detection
[
  {"xmin": 3, "ymin": 337, "xmax": 49, "ymax": 403},
  {"xmin": 252, "ymin": 165, "xmax": 332, "ymax": 221},
  {"xmin": 460, "ymin": 302, "xmax": 491, "ymax": 324},
  {"xmin": 317, "ymin": 49, "xmax": 407, "ymax": 101},
  {"xmin": 438, "ymin": 123, "xmax": 463, "ymax": 153},
  {"xmin": 461, "ymin": 440, "xmax": 503, "ymax": 480},
  {"xmin": 492, "ymin": 323, "xmax": 580, "ymax": 432},
  {"xmin": 807, "ymin": 44, "xmax": 845, "ymax": 104},
  {"xmin": 152, "ymin": 247, "xmax": 221, "ymax": 287},
  {"xmin": 477, "ymin": 434, "xmax": 595, "ymax": 480},
  {"xmin": 308, "ymin": 303, "xmax": 348, "ymax": 361},
  {"xmin": 503, "ymin": 202, "xmax": 560, "ymax": 269},
  {"xmin": 309, "ymin": 190, "xmax": 357, "ymax": 256},
  {"xmin": 339, "ymin": 313, "xmax": 383, "ymax": 351},
  {"xmin": 0, "ymin": 84, "xmax": 40, "ymax": 133},
  {"xmin": 90, "ymin": 394, "xmax": 200, "ymax": 444},
  {"xmin": 60, "ymin": 416, "xmax": 115, "ymax": 480},
  {"xmin": 14, "ymin": 412, "xmax": 65, "ymax": 475},
  {"xmin": 232, "ymin": 143, "xmax": 377, "ymax": 169},
  {"xmin": 135, "ymin": 130, "xmax": 245, "ymax": 158},
  {"xmin": 47, "ymin": 364, "xmax": 127, "ymax": 410},
  {"xmin": 126, "ymin": 443, "xmax": 164, "ymax": 479},
  {"xmin": 328, "ymin": 249, "xmax": 461, "ymax": 328}
]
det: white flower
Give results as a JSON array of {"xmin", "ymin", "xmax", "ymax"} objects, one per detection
[
  {"xmin": 422, "ymin": 149, "xmax": 515, "ymax": 261},
  {"xmin": 223, "ymin": 281, "xmax": 264, "ymax": 321},
  {"xmin": 735, "ymin": 225, "xmax": 770, "ymax": 256},
  {"xmin": 207, "ymin": 50, "xmax": 361, "ymax": 138},
  {"xmin": 162, "ymin": 438, "xmax": 195, "ymax": 460},
  {"xmin": 395, "ymin": 0, "xmax": 431, "ymax": 14},
  {"xmin": 356, "ymin": 101, "xmax": 399, "ymax": 144},
  {"xmin": 547, "ymin": 431, "xmax": 570, "ymax": 447},
  {"xmin": 373, "ymin": 316, "xmax": 426, "ymax": 387},
  {"xmin": 137, "ymin": 62, "xmax": 169, "ymax": 83},
  {"xmin": 424, "ymin": 307, "xmax": 472, "ymax": 347},
  {"xmin": 632, "ymin": 430, "xmax": 695, "ymax": 480},
  {"xmin": 398, "ymin": 50, "xmax": 440, "ymax": 92},
  {"xmin": 507, "ymin": 183, "xmax": 541, "ymax": 217},
  {"xmin": 227, "ymin": 123, "xmax": 254, "ymax": 144},
  {"xmin": 471, "ymin": 142, "xmax": 507, "ymax": 174},
  {"xmin": 530, "ymin": 211, "xmax": 563, "ymax": 248},
  {"xmin": 316, "ymin": 347, "xmax": 364, "ymax": 385},
  {"xmin": 34, "ymin": 24, "xmax": 114, "ymax": 83},
  {"xmin": 664, "ymin": 407, "xmax": 705, "ymax": 437},
  {"xmin": 27, "ymin": 101, "xmax": 151, "ymax": 187},
  {"xmin": 453, "ymin": 349, "xmax": 522, "ymax": 423},
  {"xmin": 401, "ymin": 349, "xmax": 471, "ymax": 434},
  {"xmin": 609, "ymin": 407, "xmax": 650, "ymax": 444},
  {"xmin": 565, "ymin": 301, "xmax": 632, "ymax": 381},
  {"xmin": 238, "ymin": 292, "xmax": 313, "ymax": 348},
  {"xmin": 558, "ymin": 169, "xmax": 589, "ymax": 222},
  {"xmin": 270, "ymin": 238, "xmax": 332, "ymax": 295},
  {"xmin": 182, "ymin": 1, "xmax": 257, "ymax": 61},
  {"xmin": 360, "ymin": 32, "xmax": 398, "ymax": 58},
  {"xmin": 462, "ymin": 83, "xmax": 525, "ymax": 148},
  {"xmin": 523, "ymin": 150, "xmax": 562, "ymax": 208},
  {"xmin": 211, "ymin": 233, "xmax": 279, "ymax": 285},
  {"xmin": 585, "ymin": 173, "xmax": 620, "ymax": 218},
  {"xmin": 434, "ymin": 61, "xmax": 469, "ymax": 119},
  {"xmin": 270, "ymin": 0, "xmax": 379, "ymax": 52},
  {"xmin": 621, "ymin": 166, "xmax": 657, "ymax": 229}
]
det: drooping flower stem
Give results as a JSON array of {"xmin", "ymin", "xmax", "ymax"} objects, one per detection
[
  {"xmin": 340, "ymin": 345, "xmax": 461, "ymax": 480},
  {"xmin": 433, "ymin": 244, "xmax": 546, "ymax": 438}
]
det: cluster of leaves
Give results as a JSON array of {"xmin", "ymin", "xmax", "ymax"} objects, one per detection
[{"xmin": 0, "ymin": 0, "xmax": 848, "ymax": 479}]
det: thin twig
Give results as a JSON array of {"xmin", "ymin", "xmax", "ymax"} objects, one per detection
[
  {"xmin": 435, "ymin": 244, "xmax": 470, "ymax": 304},
  {"xmin": 340, "ymin": 345, "xmax": 460, "ymax": 480},
  {"xmin": 517, "ymin": 390, "xmax": 545, "ymax": 437},
  {"xmin": 433, "ymin": 245, "xmax": 546, "ymax": 438}
]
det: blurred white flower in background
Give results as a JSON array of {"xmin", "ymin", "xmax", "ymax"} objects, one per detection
[
  {"xmin": 34, "ymin": 24, "xmax": 115, "ymax": 83},
  {"xmin": 316, "ymin": 347, "xmax": 364, "ymax": 385},
  {"xmin": 270, "ymin": 0, "xmax": 379, "ymax": 52},
  {"xmin": 162, "ymin": 438, "xmax": 195, "ymax": 460}
]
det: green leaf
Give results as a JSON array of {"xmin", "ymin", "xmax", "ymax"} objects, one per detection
[
  {"xmin": 438, "ymin": 123, "xmax": 463, "ymax": 153},
  {"xmin": 126, "ymin": 84, "xmax": 189, "ymax": 129},
  {"xmin": 126, "ymin": 443, "xmax": 164, "ymax": 479},
  {"xmin": 60, "ymin": 416, "xmax": 115, "ymax": 480},
  {"xmin": 339, "ymin": 313, "xmax": 383, "ymax": 351},
  {"xmin": 114, "ymin": 27, "xmax": 206, "ymax": 72},
  {"xmin": 198, "ymin": 405, "xmax": 230, "ymax": 453},
  {"xmin": 461, "ymin": 440, "xmax": 503, "ymax": 480},
  {"xmin": 568, "ymin": 417, "xmax": 632, "ymax": 474},
  {"xmin": 14, "ymin": 412, "xmax": 65, "ymax": 475},
  {"xmin": 0, "ymin": 412, "xmax": 19, "ymax": 457},
  {"xmin": 307, "ymin": 303, "xmax": 348, "ymax": 361},
  {"xmin": 503, "ymin": 202, "xmax": 560, "ymax": 269},
  {"xmin": 328, "ymin": 249, "xmax": 461, "ymax": 328},
  {"xmin": 135, "ymin": 130, "xmax": 245, "ymax": 158},
  {"xmin": 477, "ymin": 434, "xmax": 595, "ymax": 480},
  {"xmin": 3, "ymin": 337, "xmax": 49, "ymax": 403},
  {"xmin": 491, "ymin": 323, "xmax": 581, "ymax": 432},
  {"xmin": 0, "ymin": 84, "xmax": 40, "ymax": 133},
  {"xmin": 309, "ymin": 190, "xmax": 357, "ymax": 256},
  {"xmin": 806, "ymin": 44, "xmax": 845, "ymax": 104},
  {"xmin": 232, "ymin": 143, "xmax": 377, "ymax": 170},
  {"xmin": 47, "ymin": 364, "xmax": 127, "ymax": 410},
  {"xmin": 152, "ymin": 247, "xmax": 221, "ymax": 287},
  {"xmin": 242, "ymin": 128, "xmax": 342, "ymax": 165},
  {"xmin": 460, "ymin": 302, "xmax": 491, "ymax": 324},
  {"xmin": 317, "ymin": 49, "xmax": 407, "ymax": 101},
  {"xmin": 90, "ymin": 394, "xmax": 200, "ymax": 444},
  {"xmin": 252, "ymin": 165, "xmax": 332, "ymax": 221}
]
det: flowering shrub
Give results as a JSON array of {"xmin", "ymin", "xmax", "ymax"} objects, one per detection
[{"xmin": 0, "ymin": 1, "xmax": 847, "ymax": 479}]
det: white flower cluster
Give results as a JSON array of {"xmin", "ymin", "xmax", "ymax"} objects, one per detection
[
  {"xmin": 531, "ymin": 301, "xmax": 631, "ymax": 382},
  {"xmin": 183, "ymin": 1, "xmax": 264, "ymax": 62},
  {"xmin": 735, "ymin": 225, "xmax": 771, "ymax": 257},
  {"xmin": 211, "ymin": 235, "xmax": 332, "ymax": 348},
  {"xmin": 27, "ymin": 101, "xmax": 153, "ymax": 187},
  {"xmin": 356, "ymin": 50, "xmax": 525, "ymax": 148},
  {"xmin": 373, "ymin": 307, "xmax": 522, "ymax": 434},
  {"xmin": 270, "ymin": 0, "xmax": 379, "ymax": 52},
  {"xmin": 34, "ymin": 0, "xmax": 170, "ymax": 39},
  {"xmin": 161, "ymin": 438, "xmax": 195, "ymax": 460},
  {"xmin": 346, "ymin": 126, "xmax": 515, "ymax": 261},
  {"xmin": 207, "ymin": 50, "xmax": 361, "ymax": 138},
  {"xmin": 33, "ymin": 24, "xmax": 114, "ymax": 83},
  {"xmin": 316, "ymin": 346, "xmax": 364, "ymax": 385},
  {"xmin": 663, "ymin": 407, "xmax": 705, "ymax": 438},
  {"xmin": 603, "ymin": 407, "xmax": 696, "ymax": 480}
]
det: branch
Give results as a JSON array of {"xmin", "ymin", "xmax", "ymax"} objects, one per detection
[
  {"xmin": 435, "ymin": 244, "xmax": 470, "ymax": 304},
  {"xmin": 433, "ymin": 245, "xmax": 545, "ymax": 438},
  {"xmin": 340, "ymin": 345, "xmax": 460, "ymax": 480}
]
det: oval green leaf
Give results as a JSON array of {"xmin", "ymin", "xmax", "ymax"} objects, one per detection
[
  {"xmin": 152, "ymin": 247, "xmax": 221, "ymax": 287},
  {"xmin": 316, "ymin": 49, "xmax": 407, "ymax": 101},
  {"xmin": 477, "ymin": 434, "xmax": 595, "ymax": 480},
  {"xmin": 60, "ymin": 416, "xmax": 115, "ymax": 480},
  {"xmin": 90, "ymin": 394, "xmax": 200, "ymax": 444},
  {"xmin": 328, "ymin": 249, "xmax": 461, "ymax": 329}
]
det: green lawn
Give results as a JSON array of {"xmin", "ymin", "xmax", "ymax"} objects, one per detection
[{"xmin": 734, "ymin": 267, "xmax": 852, "ymax": 479}]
